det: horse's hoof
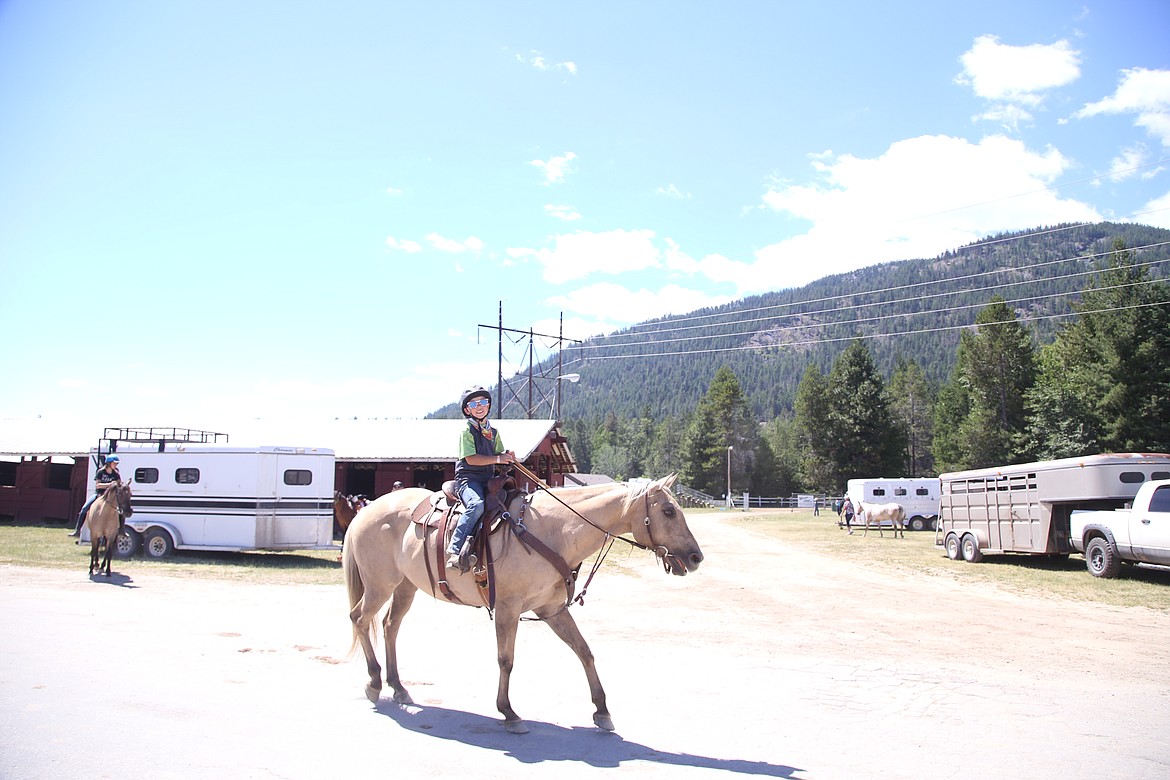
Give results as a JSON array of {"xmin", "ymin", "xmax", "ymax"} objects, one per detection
[
  {"xmin": 392, "ymin": 690, "xmax": 414, "ymax": 705},
  {"xmin": 593, "ymin": 713, "xmax": 616, "ymax": 732},
  {"xmin": 504, "ymin": 719, "xmax": 530, "ymax": 734},
  {"xmin": 364, "ymin": 685, "xmax": 380, "ymax": 704}
]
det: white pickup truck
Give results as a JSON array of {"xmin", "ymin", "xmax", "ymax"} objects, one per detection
[{"xmin": 1070, "ymin": 479, "xmax": 1170, "ymax": 577}]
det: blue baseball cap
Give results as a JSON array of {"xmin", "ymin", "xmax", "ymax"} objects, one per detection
[{"xmin": 104, "ymin": 455, "xmax": 119, "ymax": 463}]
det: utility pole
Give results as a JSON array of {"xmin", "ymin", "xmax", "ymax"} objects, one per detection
[{"xmin": 478, "ymin": 301, "xmax": 583, "ymax": 419}]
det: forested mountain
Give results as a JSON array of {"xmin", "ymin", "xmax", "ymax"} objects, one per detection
[
  {"xmin": 432, "ymin": 222, "xmax": 1170, "ymax": 423},
  {"xmin": 535, "ymin": 222, "xmax": 1170, "ymax": 422},
  {"xmin": 430, "ymin": 221, "xmax": 1170, "ymax": 490}
]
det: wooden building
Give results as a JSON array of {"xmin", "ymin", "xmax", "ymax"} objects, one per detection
[{"xmin": 0, "ymin": 417, "xmax": 577, "ymax": 522}]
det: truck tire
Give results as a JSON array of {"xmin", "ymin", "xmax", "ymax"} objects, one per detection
[
  {"xmin": 961, "ymin": 534, "xmax": 983, "ymax": 563},
  {"xmin": 1085, "ymin": 536, "xmax": 1121, "ymax": 578},
  {"xmin": 908, "ymin": 516, "xmax": 927, "ymax": 532},
  {"xmin": 144, "ymin": 528, "xmax": 175, "ymax": 559},
  {"xmin": 945, "ymin": 533, "xmax": 962, "ymax": 560}
]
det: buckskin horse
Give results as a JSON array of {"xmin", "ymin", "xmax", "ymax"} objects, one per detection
[
  {"xmin": 85, "ymin": 481, "xmax": 133, "ymax": 577},
  {"xmin": 342, "ymin": 473, "xmax": 703, "ymax": 734}
]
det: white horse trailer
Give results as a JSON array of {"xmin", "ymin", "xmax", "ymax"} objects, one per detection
[
  {"xmin": 935, "ymin": 453, "xmax": 1170, "ymax": 564},
  {"xmin": 845, "ymin": 478, "xmax": 940, "ymax": 531},
  {"xmin": 83, "ymin": 428, "xmax": 336, "ymax": 559}
]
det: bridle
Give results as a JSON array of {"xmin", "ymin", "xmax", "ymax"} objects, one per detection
[{"xmin": 511, "ymin": 462, "xmax": 682, "ymax": 576}]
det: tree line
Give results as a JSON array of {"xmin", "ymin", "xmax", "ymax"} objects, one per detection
[{"xmin": 561, "ymin": 240, "xmax": 1170, "ymax": 496}]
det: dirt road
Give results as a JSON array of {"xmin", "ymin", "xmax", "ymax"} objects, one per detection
[{"xmin": 2, "ymin": 514, "xmax": 1168, "ymax": 779}]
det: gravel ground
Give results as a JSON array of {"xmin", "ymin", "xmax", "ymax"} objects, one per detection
[{"xmin": 1, "ymin": 513, "xmax": 1168, "ymax": 779}]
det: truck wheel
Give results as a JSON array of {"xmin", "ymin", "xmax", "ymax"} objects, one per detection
[
  {"xmin": 113, "ymin": 528, "xmax": 141, "ymax": 559},
  {"xmin": 945, "ymin": 533, "xmax": 962, "ymax": 560},
  {"xmin": 961, "ymin": 534, "xmax": 983, "ymax": 563},
  {"xmin": 908, "ymin": 516, "xmax": 926, "ymax": 532},
  {"xmin": 1085, "ymin": 537, "xmax": 1121, "ymax": 578},
  {"xmin": 144, "ymin": 529, "xmax": 175, "ymax": 559}
]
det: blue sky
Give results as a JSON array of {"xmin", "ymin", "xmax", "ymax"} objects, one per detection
[{"xmin": 1, "ymin": 1, "xmax": 1168, "ymax": 432}]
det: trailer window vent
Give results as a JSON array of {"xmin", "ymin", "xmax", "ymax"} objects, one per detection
[
  {"xmin": 872, "ymin": 488, "xmax": 886, "ymax": 496},
  {"xmin": 1119, "ymin": 472, "xmax": 1145, "ymax": 484},
  {"xmin": 894, "ymin": 488, "xmax": 907, "ymax": 496},
  {"xmin": 134, "ymin": 468, "xmax": 159, "ymax": 484},
  {"xmin": 916, "ymin": 488, "xmax": 930, "ymax": 496},
  {"xmin": 283, "ymin": 469, "xmax": 313, "ymax": 486},
  {"xmin": 175, "ymin": 468, "xmax": 200, "ymax": 485},
  {"xmin": 1152, "ymin": 471, "xmax": 1170, "ymax": 481}
]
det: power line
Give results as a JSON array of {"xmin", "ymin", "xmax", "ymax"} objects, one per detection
[
  {"xmin": 597, "ymin": 235, "xmax": 1170, "ymax": 340},
  {"xmin": 570, "ymin": 299, "xmax": 1170, "ymax": 362},
  {"xmin": 570, "ymin": 247, "xmax": 1170, "ymax": 352}
]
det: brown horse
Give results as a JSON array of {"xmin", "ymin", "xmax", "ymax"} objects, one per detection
[
  {"xmin": 86, "ymin": 481, "xmax": 133, "ymax": 577},
  {"xmin": 343, "ymin": 474, "xmax": 703, "ymax": 734},
  {"xmin": 333, "ymin": 492, "xmax": 360, "ymax": 536}
]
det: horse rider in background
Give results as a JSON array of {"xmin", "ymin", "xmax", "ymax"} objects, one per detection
[{"xmin": 68, "ymin": 455, "xmax": 122, "ymax": 537}]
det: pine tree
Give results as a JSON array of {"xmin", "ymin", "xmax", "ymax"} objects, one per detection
[
  {"xmin": 794, "ymin": 363, "xmax": 834, "ymax": 492},
  {"xmin": 952, "ymin": 297, "xmax": 1036, "ymax": 467},
  {"xmin": 680, "ymin": 366, "xmax": 759, "ymax": 496},
  {"xmin": 887, "ymin": 356, "xmax": 936, "ymax": 476},
  {"xmin": 824, "ymin": 340, "xmax": 905, "ymax": 488}
]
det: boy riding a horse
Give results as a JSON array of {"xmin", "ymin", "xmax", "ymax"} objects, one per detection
[{"xmin": 446, "ymin": 386, "xmax": 515, "ymax": 570}]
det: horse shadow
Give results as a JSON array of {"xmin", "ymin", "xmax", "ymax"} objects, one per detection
[
  {"xmin": 374, "ymin": 699, "xmax": 802, "ymax": 777},
  {"xmin": 87, "ymin": 571, "xmax": 138, "ymax": 589}
]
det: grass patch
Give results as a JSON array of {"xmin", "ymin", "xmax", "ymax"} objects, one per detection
[
  {"xmin": 7, "ymin": 511, "xmax": 1169, "ymax": 609},
  {"xmin": 0, "ymin": 523, "xmax": 344, "ymax": 586},
  {"xmin": 721, "ymin": 508, "xmax": 1170, "ymax": 611}
]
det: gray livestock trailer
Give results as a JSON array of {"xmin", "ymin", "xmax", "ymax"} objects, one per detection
[{"xmin": 935, "ymin": 453, "xmax": 1170, "ymax": 563}]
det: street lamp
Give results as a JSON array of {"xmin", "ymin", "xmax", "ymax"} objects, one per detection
[
  {"xmin": 553, "ymin": 373, "xmax": 581, "ymax": 419},
  {"xmin": 726, "ymin": 445, "xmax": 733, "ymax": 508}
]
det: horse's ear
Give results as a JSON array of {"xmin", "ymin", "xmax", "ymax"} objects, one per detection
[{"xmin": 660, "ymin": 473, "xmax": 678, "ymax": 491}]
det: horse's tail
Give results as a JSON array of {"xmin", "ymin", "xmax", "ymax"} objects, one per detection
[{"xmin": 342, "ymin": 538, "xmax": 369, "ymax": 660}]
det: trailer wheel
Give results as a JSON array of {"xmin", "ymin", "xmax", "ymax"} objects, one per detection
[
  {"xmin": 908, "ymin": 516, "xmax": 927, "ymax": 532},
  {"xmin": 113, "ymin": 528, "xmax": 141, "ymax": 559},
  {"xmin": 144, "ymin": 529, "xmax": 175, "ymax": 559},
  {"xmin": 1085, "ymin": 537, "xmax": 1121, "ymax": 578},
  {"xmin": 961, "ymin": 534, "xmax": 983, "ymax": 563},
  {"xmin": 944, "ymin": 533, "xmax": 962, "ymax": 560}
]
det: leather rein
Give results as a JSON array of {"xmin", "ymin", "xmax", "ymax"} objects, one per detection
[{"xmin": 508, "ymin": 463, "xmax": 686, "ymax": 617}]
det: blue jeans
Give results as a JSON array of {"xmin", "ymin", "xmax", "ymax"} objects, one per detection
[
  {"xmin": 74, "ymin": 496, "xmax": 98, "ymax": 533},
  {"xmin": 448, "ymin": 479, "xmax": 487, "ymax": 555}
]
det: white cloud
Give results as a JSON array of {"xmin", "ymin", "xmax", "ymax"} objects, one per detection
[
  {"xmin": 753, "ymin": 134, "xmax": 1102, "ymax": 290},
  {"xmin": 385, "ymin": 186, "xmax": 403, "ymax": 196},
  {"xmin": 1134, "ymin": 190, "xmax": 1170, "ymax": 229},
  {"xmin": 956, "ymin": 36, "xmax": 1080, "ymax": 130},
  {"xmin": 515, "ymin": 50, "xmax": 577, "ymax": 76},
  {"xmin": 529, "ymin": 152, "xmax": 577, "ymax": 184},
  {"xmin": 545, "ymin": 282, "xmax": 732, "ymax": 326},
  {"xmin": 385, "ymin": 235, "xmax": 422, "ymax": 253},
  {"xmin": 1075, "ymin": 67, "xmax": 1170, "ymax": 147},
  {"xmin": 957, "ymin": 35, "xmax": 1081, "ymax": 103},
  {"xmin": 426, "ymin": 233, "xmax": 484, "ymax": 253},
  {"xmin": 1105, "ymin": 146, "xmax": 1150, "ymax": 183},
  {"xmin": 545, "ymin": 204, "xmax": 582, "ymax": 221},
  {"xmin": 522, "ymin": 228, "xmax": 661, "ymax": 283},
  {"xmin": 662, "ymin": 238, "xmax": 746, "ymax": 286},
  {"xmin": 656, "ymin": 184, "xmax": 691, "ymax": 199}
]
